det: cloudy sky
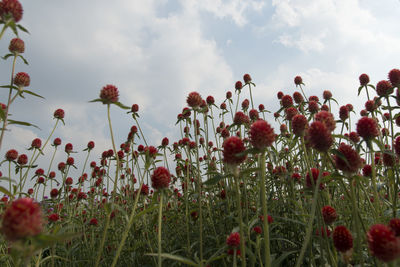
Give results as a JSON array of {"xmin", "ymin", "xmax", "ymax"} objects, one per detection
[{"xmin": 0, "ymin": 0, "xmax": 400, "ymax": 192}]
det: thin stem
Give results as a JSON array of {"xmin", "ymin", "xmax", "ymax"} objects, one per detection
[
  {"xmin": 157, "ymin": 192, "xmax": 164, "ymax": 267},
  {"xmin": 107, "ymin": 104, "xmax": 121, "ymax": 200},
  {"xmin": 259, "ymin": 152, "xmax": 270, "ymax": 267}
]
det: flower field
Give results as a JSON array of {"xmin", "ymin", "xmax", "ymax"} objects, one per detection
[{"xmin": 1, "ymin": 1, "xmax": 400, "ymax": 266}]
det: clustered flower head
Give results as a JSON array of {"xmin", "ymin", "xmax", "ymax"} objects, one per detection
[
  {"xmin": 0, "ymin": 0, "xmax": 23, "ymax": 22},
  {"xmin": 1, "ymin": 198, "xmax": 43, "ymax": 241},
  {"xmin": 100, "ymin": 84, "xmax": 119, "ymax": 104},
  {"xmin": 14, "ymin": 72, "xmax": 30, "ymax": 87},
  {"xmin": 333, "ymin": 225, "xmax": 353, "ymax": 253},
  {"xmin": 357, "ymin": 117, "xmax": 379, "ymax": 141},
  {"xmin": 186, "ymin": 91, "xmax": 202, "ymax": 108},
  {"xmin": 151, "ymin": 166, "xmax": 171, "ymax": 190},
  {"xmin": 334, "ymin": 143, "xmax": 362, "ymax": 174},
  {"xmin": 53, "ymin": 108, "xmax": 65, "ymax": 119},
  {"xmin": 367, "ymin": 224, "xmax": 400, "ymax": 262},
  {"xmin": 321, "ymin": 205, "xmax": 337, "ymax": 225},
  {"xmin": 226, "ymin": 232, "xmax": 240, "ymax": 247},
  {"xmin": 9, "ymin": 37, "xmax": 24, "ymax": 54},
  {"xmin": 249, "ymin": 119, "xmax": 275, "ymax": 151},
  {"xmin": 307, "ymin": 121, "xmax": 333, "ymax": 152},
  {"xmin": 222, "ymin": 136, "xmax": 247, "ymax": 166}
]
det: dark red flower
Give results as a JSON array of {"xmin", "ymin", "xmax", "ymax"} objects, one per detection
[
  {"xmin": 292, "ymin": 114, "xmax": 308, "ymax": 136},
  {"xmin": 131, "ymin": 104, "xmax": 139, "ymax": 113},
  {"xmin": 8, "ymin": 37, "xmax": 24, "ymax": 54},
  {"xmin": 233, "ymin": 111, "xmax": 250, "ymax": 125},
  {"xmin": 53, "ymin": 109, "xmax": 65, "ymax": 119},
  {"xmin": 308, "ymin": 101, "xmax": 319, "ymax": 113},
  {"xmin": 0, "ymin": 0, "xmax": 23, "ymax": 22},
  {"xmin": 335, "ymin": 143, "xmax": 362, "ymax": 174},
  {"xmin": 17, "ymin": 154, "xmax": 27, "ymax": 165},
  {"xmin": 151, "ymin": 167, "xmax": 171, "ymax": 190},
  {"xmin": 1, "ymin": 198, "xmax": 43, "ymax": 241},
  {"xmin": 281, "ymin": 95, "xmax": 293, "ymax": 108},
  {"xmin": 87, "ymin": 141, "xmax": 95, "ymax": 149},
  {"xmin": 31, "ymin": 138, "xmax": 42, "ymax": 149},
  {"xmin": 308, "ymin": 121, "xmax": 333, "ymax": 152},
  {"xmin": 243, "ymin": 74, "xmax": 252, "ymax": 83},
  {"xmin": 359, "ymin": 73, "xmax": 370, "ymax": 86},
  {"xmin": 186, "ymin": 91, "xmax": 202, "ymax": 108},
  {"xmin": 222, "ymin": 136, "xmax": 247, "ymax": 166},
  {"xmin": 333, "ymin": 225, "xmax": 353, "ymax": 252},
  {"xmin": 14, "ymin": 72, "xmax": 30, "ymax": 87},
  {"xmin": 323, "ymin": 90, "xmax": 332, "ymax": 100},
  {"xmin": 5, "ymin": 149, "xmax": 18, "ymax": 161},
  {"xmin": 357, "ymin": 117, "xmax": 379, "ymax": 140},
  {"xmin": 285, "ymin": 107, "xmax": 298, "ymax": 121},
  {"xmin": 48, "ymin": 213, "xmax": 60, "ymax": 222},
  {"xmin": 100, "ymin": 84, "xmax": 119, "ymax": 104},
  {"xmin": 249, "ymin": 119, "xmax": 275, "ymax": 150},
  {"xmin": 53, "ymin": 138, "xmax": 61, "ymax": 146},
  {"xmin": 389, "ymin": 69, "xmax": 400, "ymax": 87},
  {"xmin": 294, "ymin": 76, "xmax": 303, "ymax": 85},
  {"xmin": 376, "ymin": 80, "xmax": 393, "ymax": 97},
  {"xmin": 339, "ymin": 105, "xmax": 349, "ymax": 121},
  {"xmin": 226, "ymin": 232, "xmax": 240, "ymax": 247},
  {"xmin": 322, "ymin": 205, "xmax": 337, "ymax": 225},
  {"xmin": 367, "ymin": 224, "xmax": 400, "ymax": 262}
]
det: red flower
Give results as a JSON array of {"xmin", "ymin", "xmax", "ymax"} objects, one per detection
[
  {"xmin": 89, "ymin": 218, "xmax": 98, "ymax": 226},
  {"xmin": 151, "ymin": 167, "xmax": 171, "ymax": 190},
  {"xmin": 305, "ymin": 168, "xmax": 325, "ymax": 190},
  {"xmin": 285, "ymin": 107, "xmax": 298, "ymax": 121},
  {"xmin": 333, "ymin": 225, "xmax": 353, "ymax": 252},
  {"xmin": 14, "ymin": 72, "xmax": 30, "ymax": 87},
  {"xmin": 307, "ymin": 121, "xmax": 333, "ymax": 152},
  {"xmin": 376, "ymin": 80, "xmax": 393, "ymax": 97},
  {"xmin": 323, "ymin": 90, "xmax": 332, "ymax": 100},
  {"xmin": 349, "ymin": 132, "xmax": 360, "ymax": 143},
  {"xmin": 1, "ymin": 198, "xmax": 43, "ymax": 241},
  {"xmin": 292, "ymin": 114, "xmax": 308, "ymax": 136},
  {"xmin": 362, "ymin": 164, "xmax": 372, "ymax": 177},
  {"xmin": 53, "ymin": 138, "xmax": 62, "ymax": 146},
  {"xmin": 131, "ymin": 104, "xmax": 139, "ymax": 113},
  {"xmin": 258, "ymin": 104, "xmax": 265, "ymax": 111},
  {"xmin": 0, "ymin": 0, "xmax": 23, "ymax": 22},
  {"xmin": 315, "ymin": 110, "xmax": 336, "ymax": 132},
  {"xmin": 53, "ymin": 109, "xmax": 65, "ymax": 119},
  {"xmin": 334, "ymin": 143, "xmax": 362, "ymax": 174},
  {"xmin": 226, "ymin": 232, "xmax": 240, "ymax": 247},
  {"xmin": 359, "ymin": 73, "xmax": 370, "ymax": 86},
  {"xmin": 50, "ymin": 188, "xmax": 59, "ymax": 198},
  {"xmin": 5, "ymin": 149, "xmax": 18, "ymax": 161},
  {"xmin": 389, "ymin": 69, "xmax": 400, "ymax": 87},
  {"xmin": 100, "ymin": 84, "xmax": 119, "ymax": 104},
  {"xmin": 395, "ymin": 137, "xmax": 400, "ymax": 156},
  {"xmin": 339, "ymin": 105, "xmax": 349, "ymax": 121},
  {"xmin": 206, "ymin": 95, "xmax": 215, "ymax": 105},
  {"xmin": 357, "ymin": 117, "xmax": 379, "ymax": 140},
  {"xmin": 186, "ymin": 91, "xmax": 202, "ymax": 108},
  {"xmin": 277, "ymin": 91, "xmax": 283, "ymax": 99},
  {"xmin": 31, "ymin": 138, "xmax": 42, "ymax": 149},
  {"xmin": 48, "ymin": 213, "xmax": 60, "ymax": 222},
  {"xmin": 281, "ymin": 95, "xmax": 293, "ymax": 108},
  {"xmin": 367, "ymin": 224, "xmax": 400, "ymax": 262},
  {"xmin": 233, "ymin": 111, "xmax": 250, "ymax": 125},
  {"xmin": 294, "ymin": 75, "xmax": 303, "ymax": 85},
  {"xmin": 222, "ymin": 136, "xmax": 247, "ymax": 166},
  {"xmin": 17, "ymin": 154, "xmax": 27, "ymax": 165},
  {"xmin": 8, "ymin": 37, "xmax": 24, "ymax": 54},
  {"xmin": 249, "ymin": 109, "xmax": 259, "ymax": 120},
  {"xmin": 389, "ymin": 218, "xmax": 400, "ymax": 236},
  {"xmin": 249, "ymin": 119, "xmax": 275, "ymax": 150},
  {"xmin": 87, "ymin": 141, "xmax": 95, "ymax": 149},
  {"xmin": 321, "ymin": 205, "xmax": 337, "ymax": 225},
  {"xmin": 308, "ymin": 101, "xmax": 319, "ymax": 113},
  {"xmin": 243, "ymin": 74, "xmax": 252, "ymax": 84},
  {"xmin": 65, "ymin": 143, "xmax": 73, "ymax": 153}
]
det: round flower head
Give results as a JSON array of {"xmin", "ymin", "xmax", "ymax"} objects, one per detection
[
  {"xmin": 100, "ymin": 84, "xmax": 119, "ymax": 104},
  {"xmin": 87, "ymin": 141, "xmax": 95, "ymax": 149},
  {"xmin": 376, "ymin": 80, "xmax": 393, "ymax": 97},
  {"xmin": 294, "ymin": 76, "xmax": 303, "ymax": 85},
  {"xmin": 234, "ymin": 111, "xmax": 250, "ymax": 125},
  {"xmin": 249, "ymin": 109, "xmax": 259, "ymax": 120},
  {"xmin": 9, "ymin": 38, "xmax": 24, "ymax": 54},
  {"xmin": 151, "ymin": 166, "xmax": 171, "ymax": 190},
  {"xmin": 206, "ymin": 95, "xmax": 215, "ymax": 105},
  {"xmin": 53, "ymin": 108, "xmax": 65, "ymax": 119},
  {"xmin": 249, "ymin": 119, "xmax": 275, "ymax": 151},
  {"xmin": 359, "ymin": 73, "xmax": 370, "ymax": 86},
  {"xmin": 323, "ymin": 90, "xmax": 332, "ymax": 100},
  {"xmin": 315, "ymin": 111, "xmax": 336, "ymax": 132},
  {"xmin": 334, "ymin": 143, "xmax": 362, "ymax": 174},
  {"xmin": 53, "ymin": 137, "xmax": 61, "ymax": 146},
  {"xmin": 357, "ymin": 117, "xmax": 379, "ymax": 141},
  {"xmin": 285, "ymin": 107, "xmax": 298, "ymax": 121},
  {"xmin": 308, "ymin": 121, "xmax": 333, "ymax": 152},
  {"xmin": 243, "ymin": 74, "xmax": 252, "ymax": 84},
  {"xmin": 5, "ymin": 149, "xmax": 18, "ymax": 161},
  {"xmin": 131, "ymin": 104, "xmax": 139, "ymax": 113},
  {"xmin": 293, "ymin": 91, "xmax": 304, "ymax": 104},
  {"xmin": 226, "ymin": 232, "xmax": 240, "ymax": 247},
  {"xmin": 281, "ymin": 95, "xmax": 293, "ymax": 108},
  {"xmin": 222, "ymin": 136, "xmax": 247, "ymax": 166},
  {"xmin": 389, "ymin": 218, "xmax": 400, "ymax": 237},
  {"xmin": 31, "ymin": 138, "xmax": 42, "ymax": 149},
  {"xmin": 186, "ymin": 91, "xmax": 202, "ymax": 108},
  {"xmin": 292, "ymin": 114, "xmax": 308, "ymax": 136},
  {"xmin": 322, "ymin": 205, "xmax": 337, "ymax": 225},
  {"xmin": 389, "ymin": 69, "xmax": 400, "ymax": 87},
  {"xmin": 14, "ymin": 72, "xmax": 30, "ymax": 87},
  {"xmin": 367, "ymin": 224, "xmax": 400, "ymax": 262},
  {"xmin": 0, "ymin": 0, "xmax": 23, "ymax": 22},
  {"xmin": 308, "ymin": 101, "xmax": 319, "ymax": 114},
  {"xmin": 1, "ymin": 198, "xmax": 43, "ymax": 241},
  {"xmin": 17, "ymin": 154, "xmax": 27, "ymax": 165},
  {"xmin": 339, "ymin": 105, "xmax": 349, "ymax": 121},
  {"xmin": 333, "ymin": 225, "xmax": 353, "ymax": 253}
]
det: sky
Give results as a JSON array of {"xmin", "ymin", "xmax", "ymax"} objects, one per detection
[{"xmin": 0, "ymin": 0, "xmax": 400, "ymax": 193}]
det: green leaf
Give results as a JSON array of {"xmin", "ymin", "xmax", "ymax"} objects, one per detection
[
  {"xmin": 40, "ymin": 255, "xmax": 71, "ymax": 265},
  {"xmin": 17, "ymin": 24, "xmax": 29, "ymax": 34},
  {"xmin": 146, "ymin": 253, "xmax": 198, "ymax": 266},
  {"xmin": 0, "ymin": 85, "xmax": 19, "ymax": 90},
  {"xmin": 7, "ymin": 119, "xmax": 40, "ymax": 129},
  {"xmin": 357, "ymin": 86, "xmax": 363, "ymax": 96},
  {"xmin": 88, "ymin": 98, "xmax": 103, "ymax": 103},
  {"xmin": 203, "ymin": 173, "xmax": 226, "ymax": 186},
  {"xmin": 2, "ymin": 53, "xmax": 13, "ymax": 60},
  {"xmin": 114, "ymin": 101, "xmax": 130, "ymax": 110},
  {"xmin": 0, "ymin": 186, "xmax": 12, "ymax": 196},
  {"xmin": 20, "ymin": 90, "xmax": 44, "ymax": 99},
  {"xmin": 0, "ymin": 107, "xmax": 6, "ymax": 121},
  {"xmin": 272, "ymin": 250, "xmax": 298, "ymax": 267},
  {"xmin": 18, "ymin": 55, "xmax": 29, "ymax": 65}
]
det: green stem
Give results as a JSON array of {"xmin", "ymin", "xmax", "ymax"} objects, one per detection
[
  {"xmin": 259, "ymin": 152, "xmax": 270, "ymax": 267},
  {"xmin": 107, "ymin": 104, "xmax": 121, "ymax": 200},
  {"xmin": 158, "ymin": 192, "xmax": 164, "ymax": 267},
  {"xmin": 233, "ymin": 166, "xmax": 246, "ymax": 267}
]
